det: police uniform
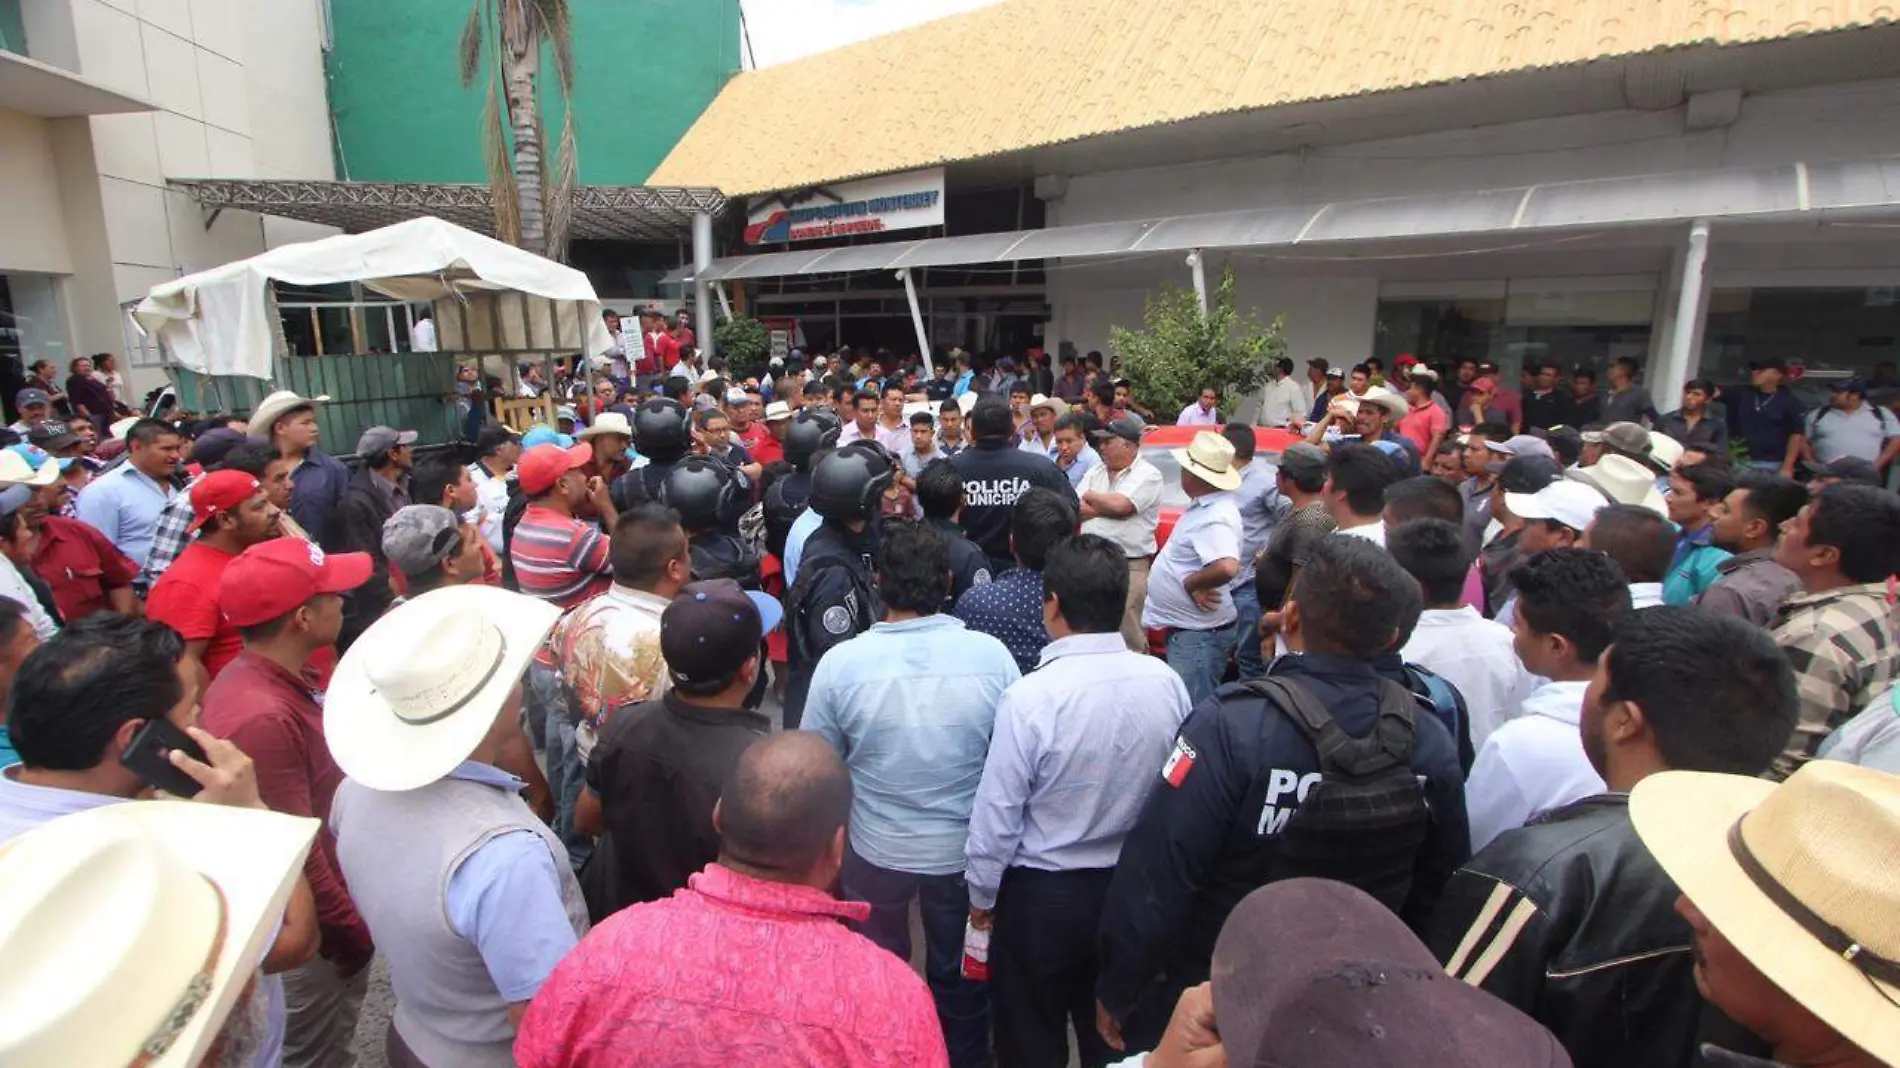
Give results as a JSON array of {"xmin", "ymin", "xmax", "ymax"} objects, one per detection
[
  {"xmin": 617, "ymin": 453, "xmax": 753, "ymax": 535},
  {"xmin": 688, "ymin": 531, "xmax": 762, "ymax": 588},
  {"xmin": 1094, "ymin": 652, "xmax": 1470, "ymax": 1051},
  {"xmin": 763, "ymin": 470, "xmax": 813, "ymax": 560},
  {"xmin": 781, "ymin": 518, "xmax": 880, "ymax": 729},
  {"xmin": 925, "ymin": 516, "xmax": 992, "ymax": 606},
  {"xmin": 949, "ymin": 440, "xmax": 1078, "ymax": 573}
]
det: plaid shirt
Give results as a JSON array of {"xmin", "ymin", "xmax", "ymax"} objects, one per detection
[
  {"xmin": 136, "ymin": 484, "xmax": 198, "ymax": 591},
  {"xmin": 1769, "ymin": 581, "xmax": 1900, "ymax": 780}
]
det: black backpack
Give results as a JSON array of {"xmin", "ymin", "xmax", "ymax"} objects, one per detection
[{"xmin": 1242, "ymin": 676, "xmax": 1432, "ymax": 914}]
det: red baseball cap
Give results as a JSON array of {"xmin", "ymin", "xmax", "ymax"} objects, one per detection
[
  {"xmin": 517, "ymin": 442, "xmax": 593, "ymax": 495},
  {"xmin": 187, "ymin": 469, "xmax": 262, "ymax": 533},
  {"xmin": 219, "ymin": 538, "xmax": 373, "ymax": 628}
]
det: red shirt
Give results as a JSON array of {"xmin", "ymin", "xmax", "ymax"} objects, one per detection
[
  {"xmin": 510, "ymin": 505, "xmax": 612, "ymax": 609},
  {"xmin": 515, "ymin": 864, "xmax": 947, "ymax": 1068},
  {"xmin": 33, "ymin": 515, "xmax": 139, "ymax": 621},
  {"xmin": 641, "ymin": 331, "xmax": 678, "ymax": 376},
  {"xmin": 734, "ymin": 421, "xmax": 781, "ymax": 465},
  {"xmin": 145, "ymin": 540, "xmax": 243, "ymax": 677},
  {"xmin": 200, "ymin": 649, "xmax": 372, "ymax": 969}
]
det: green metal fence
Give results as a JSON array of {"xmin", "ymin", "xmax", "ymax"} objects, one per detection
[{"xmin": 170, "ymin": 352, "xmax": 461, "ymax": 452}]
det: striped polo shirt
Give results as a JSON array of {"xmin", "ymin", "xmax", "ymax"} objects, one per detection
[{"xmin": 510, "ymin": 504, "xmax": 612, "ymax": 609}]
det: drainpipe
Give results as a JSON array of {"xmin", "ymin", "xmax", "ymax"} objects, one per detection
[{"xmin": 692, "ymin": 211, "xmax": 715, "ymax": 360}]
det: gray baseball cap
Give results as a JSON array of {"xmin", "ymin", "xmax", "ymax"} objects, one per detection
[
  {"xmin": 356, "ymin": 425, "xmax": 419, "ymax": 458},
  {"xmin": 381, "ymin": 505, "xmax": 461, "ymax": 576},
  {"xmin": 14, "ymin": 389, "xmax": 49, "ymax": 409},
  {"xmin": 1277, "ymin": 442, "xmax": 1329, "ymax": 484}
]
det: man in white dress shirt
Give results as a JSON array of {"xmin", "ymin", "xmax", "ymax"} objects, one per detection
[
  {"xmin": 1465, "ymin": 549, "xmax": 1631, "ymax": 851},
  {"xmin": 1078, "ymin": 418, "xmax": 1163, "ymax": 654},
  {"xmin": 1389, "ymin": 518, "xmax": 1533, "ymax": 750},
  {"xmin": 964, "ymin": 534, "xmax": 1191, "ymax": 1068},
  {"xmin": 1324, "ymin": 443, "xmax": 1403, "ymax": 547},
  {"xmin": 1256, "ymin": 357, "xmax": 1308, "ymax": 428}
]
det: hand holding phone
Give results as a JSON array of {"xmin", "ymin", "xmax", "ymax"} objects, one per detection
[
  {"xmin": 120, "ymin": 717, "xmax": 208, "ymax": 798},
  {"xmin": 121, "ymin": 721, "xmax": 264, "ymax": 808}
]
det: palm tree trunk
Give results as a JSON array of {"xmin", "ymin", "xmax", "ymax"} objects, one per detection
[{"xmin": 505, "ymin": 51, "xmax": 545, "ymax": 256}]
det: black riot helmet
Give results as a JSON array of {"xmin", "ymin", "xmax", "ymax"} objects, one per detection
[
  {"xmin": 809, "ymin": 440, "xmax": 895, "ymax": 523},
  {"xmin": 631, "ymin": 397, "xmax": 691, "ymax": 461},
  {"xmin": 783, "ymin": 407, "xmax": 843, "ymax": 471},
  {"xmin": 658, "ymin": 454, "xmax": 739, "ymax": 532}
]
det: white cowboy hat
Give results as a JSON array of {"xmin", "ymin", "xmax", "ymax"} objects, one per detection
[
  {"xmin": 1646, "ymin": 431, "xmax": 1684, "ymax": 473},
  {"xmin": 247, "ymin": 390, "xmax": 331, "ymax": 438},
  {"xmin": 1631, "ymin": 761, "xmax": 1900, "ymax": 1067},
  {"xmin": 108, "ymin": 416, "xmax": 141, "ymax": 441},
  {"xmin": 1357, "ymin": 384, "xmax": 1411, "ymax": 419},
  {"xmin": 1172, "ymin": 430, "xmax": 1243, "ymax": 492},
  {"xmin": 0, "ymin": 449, "xmax": 59, "ymax": 487},
  {"xmin": 1029, "ymin": 394, "xmax": 1068, "ymax": 417},
  {"xmin": 764, "ymin": 401, "xmax": 793, "ymax": 422},
  {"xmin": 325, "ymin": 585, "xmax": 561, "ymax": 792},
  {"xmin": 1566, "ymin": 454, "xmax": 1668, "ymax": 517},
  {"xmin": 578, "ymin": 412, "xmax": 633, "ymax": 441},
  {"xmin": 0, "ymin": 800, "xmax": 319, "ymax": 1068}
]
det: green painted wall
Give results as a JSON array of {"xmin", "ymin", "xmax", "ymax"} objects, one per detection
[
  {"xmin": 0, "ymin": 0, "xmax": 27, "ymax": 56},
  {"xmin": 325, "ymin": 0, "xmax": 740, "ymax": 185}
]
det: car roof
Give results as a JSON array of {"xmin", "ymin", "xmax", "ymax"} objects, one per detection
[{"xmin": 1138, "ymin": 424, "xmax": 1303, "ymax": 451}]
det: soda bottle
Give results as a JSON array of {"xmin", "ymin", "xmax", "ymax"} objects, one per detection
[{"xmin": 962, "ymin": 920, "xmax": 991, "ymax": 981}]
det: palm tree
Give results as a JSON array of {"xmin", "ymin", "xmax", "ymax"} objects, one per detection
[{"xmin": 459, "ymin": 0, "xmax": 577, "ymax": 259}]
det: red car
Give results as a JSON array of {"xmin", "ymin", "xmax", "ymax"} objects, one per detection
[{"xmin": 1133, "ymin": 423, "xmax": 1305, "ymax": 656}]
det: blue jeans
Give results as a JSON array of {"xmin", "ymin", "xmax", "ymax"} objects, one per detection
[
  {"xmin": 1166, "ymin": 622, "xmax": 1238, "ymax": 710},
  {"xmin": 528, "ymin": 663, "xmax": 591, "ymax": 872},
  {"xmin": 1230, "ymin": 583, "xmax": 1267, "ymax": 682},
  {"xmin": 842, "ymin": 847, "xmax": 992, "ymax": 1068}
]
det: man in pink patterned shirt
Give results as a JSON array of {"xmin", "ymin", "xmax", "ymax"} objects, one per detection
[{"xmin": 515, "ymin": 732, "xmax": 948, "ymax": 1068}]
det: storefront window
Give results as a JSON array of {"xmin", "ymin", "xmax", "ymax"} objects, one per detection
[
  {"xmin": 0, "ymin": 271, "xmax": 73, "ymax": 373},
  {"xmin": 1376, "ymin": 286, "xmax": 1654, "ymax": 388},
  {"xmin": 1703, "ymin": 287, "xmax": 1900, "ymax": 405}
]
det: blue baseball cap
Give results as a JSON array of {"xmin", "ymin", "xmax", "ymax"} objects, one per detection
[
  {"xmin": 519, "ymin": 426, "xmax": 575, "ymax": 450},
  {"xmin": 8, "ymin": 443, "xmax": 73, "ymax": 472}
]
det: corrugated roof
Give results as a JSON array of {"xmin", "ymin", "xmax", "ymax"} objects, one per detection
[{"xmin": 649, "ymin": 0, "xmax": 1896, "ymax": 196}]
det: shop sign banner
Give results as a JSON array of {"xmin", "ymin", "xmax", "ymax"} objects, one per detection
[{"xmin": 745, "ymin": 167, "xmax": 945, "ymax": 245}]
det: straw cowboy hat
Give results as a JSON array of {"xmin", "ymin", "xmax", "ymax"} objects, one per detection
[
  {"xmin": 1631, "ymin": 761, "xmax": 1900, "ymax": 1067},
  {"xmin": 247, "ymin": 390, "xmax": 331, "ymax": 438},
  {"xmin": 0, "ymin": 448, "xmax": 60, "ymax": 487},
  {"xmin": 1646, "ymin": 431, "xmax": 1685, "ymax": 473},
  {"xmin": 1356, "ymin": 384, "xmax": 1411, "ymax": 419},
  {"xmin": 1029, "ymin": 394, "xmax": 1068, "ymax": 417},
  {"xmin": 1565, "ymin": 454, "xmax": 1668, "ymax": 518},
  {"xmin": 577, "ymin": 412, "xmax": 633, "ymax": 441},
  {"xmin": 325, "ymin": 585, "xmax": 561, "ymax": 792},
  {"xmin": 0, "ymin": 800, "xmax": 319, "ymax": 1068},
  {"xmin": 1172, "ymin": 430, "xmax": 1243, "ymax": 492}
]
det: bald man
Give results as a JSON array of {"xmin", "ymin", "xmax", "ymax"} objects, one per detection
[{"xmin": 518, "ymin": 734, "xmax": 949, "ymax": 1067}]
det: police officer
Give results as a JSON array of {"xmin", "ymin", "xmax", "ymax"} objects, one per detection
[
  {"xmin": 661, "ymin": 455, "xmax": 762, "ymax": 589},
  {"xmin": 615, "ymin": 396, "xmax": 751, "ymax": 535},
  {"xmin": 1094, "ymin": 536, "xmax": 1469, "ymax": 1052},
  {"xmin": 949, "ymin": 396, "xmax": 1077, "ymax": 573},
  {"xmin": 914, "ymin": 457, "xmax": 991, "ymax": 605},
  {"xmin": 764, "ymin": 407, "xmax": 841, "ymax": 559},
  {"xmin": 782, "ymin": 440, "xmax": 890, "ymax": 729}
]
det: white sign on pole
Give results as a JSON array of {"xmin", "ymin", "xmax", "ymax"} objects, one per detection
[{"xmin": 745, "ymin": 167, "xmax": 946, "ymax": 246}]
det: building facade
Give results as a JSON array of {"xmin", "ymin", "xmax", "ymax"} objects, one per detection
[{"xmin": 0, "ymin": 0, "xmax": 336, "ymax": 404}]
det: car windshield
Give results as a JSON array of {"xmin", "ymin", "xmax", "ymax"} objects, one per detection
[{"xmin": 1139, "ymin": 443, "xmax": 1286, "ymax": 509}]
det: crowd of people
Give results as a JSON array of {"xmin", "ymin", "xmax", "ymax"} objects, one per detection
[{"xmin": 2, "ymin": 320, "xmax": 1898, "ymax": 1068}]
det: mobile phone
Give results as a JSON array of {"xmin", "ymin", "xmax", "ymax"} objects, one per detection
[{"xmin": 119, "ymin": 718, "xmax": 208, "ymax": 798}]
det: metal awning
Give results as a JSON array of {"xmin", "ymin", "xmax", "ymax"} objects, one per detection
[
  {"xmin": 665, "ymin": 155, "xmax": 1900, "ymax": 283},
  {"xmin": 168, "ymin": 179, "xmax": 728, "ymax": 242},
  {"xmin": 0, "ymin": 51, "xmax": 154, "ymax": 117}
]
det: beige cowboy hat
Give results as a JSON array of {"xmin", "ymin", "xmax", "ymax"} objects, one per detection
[
  {"xmin": 577, "ymin": 412, "xmax": 633, "ymax": 441},
  {"xmin": 1566, "ymin": 454, "xmax": 1668, "ymax": 518},
  {"xmin": 1631, "ymin": 761, "xmax": 1900, "ymax": 1067},
  {"xmin": 108, "ymin": 416, "xmax": 142, "ymax": 441},
  {"xmin": 325, "ymin": 585, "xmax": 560, "ymax": 792},
  {"xmin": 1029, "ymin": 393, "xmax": 1069, "ymax": 417},
  {"xmin": 247, "ymin": 390, "xmax": 331, "ymax": 438},
  {"xmin": 0, "ymin": 800, "xmax": 319, "ymax": 1068},
  {"xmin": 1356, "ymin": 384, "xmax": 1411, "ymax": 419},
  {"xmin": 1646, "ymin": 431, "xmax": 1685, "ymax": 473},
  {"xmin": 0, "ymin": 449, "xmax": 59, "ymax": 487},
  {"xmin": 1172, "ymin": 430, "xmax": 1243, "ymax": 492}
]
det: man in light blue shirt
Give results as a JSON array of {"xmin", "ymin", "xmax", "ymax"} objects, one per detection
[
  {"xmin": 965, "ymin": 533, "xmax": 1191, "ymax": 1068},
  {"xmin": 1141, "ymin": 431, "xmax": 1245, "ymax": 708},
  {"xmin": 802, "ymin": 518, "xmax": 1019, "ymax": 1068},
  {"xmin": 73, "ymin": 417, "xmax": 183, "ymax": 567},
  {"xmin": 781, "ymin": 505, "xmax": 824, "ymax": 584},
  {"xmin": 1224, "ymin": 425, "xmax": 1290, "ymax": 680}
]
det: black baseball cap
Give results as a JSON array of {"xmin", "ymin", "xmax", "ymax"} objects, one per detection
[
  {"xmin": 660, "ymin": 579, "xmax": 783, "ymax": 693},
  {"xmin": 26, "ymin": 421, "xmax": 78, "ymax": 452},
  {"xmin": 474, "ymin": 424, "xmax": 520, "ymax": 456},
  {"xmin": 1748, "ymin": 356, "xmax": 1789, "ymax": 374},
  {"xmin": 1805, "ymin": 455, "xmax": 1882, "ymax": 486},
  {"xmin": 1088, "ymin": 416, "xmax": 1144, "ymax": 445}
]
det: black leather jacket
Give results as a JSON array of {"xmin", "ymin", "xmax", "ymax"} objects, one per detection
[{"xmin": 1423, "ymin": 794, "xmax": 1699, "ymax": 1068}]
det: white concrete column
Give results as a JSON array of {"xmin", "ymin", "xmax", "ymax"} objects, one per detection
[
  {"xmin": 1652, "ymin": 219, "xmax": 1711, "ymax": 412},
  {"xmin": 898, "ymin": 269, "xmax": 935, "ymax": 377},
  {"xmin": 692, "ymin": 211, "xmax": 715, "ymax": 360},
  {"xmin": 1187, "ymin": 248, "xmax": 1208, "ymax": 316}
]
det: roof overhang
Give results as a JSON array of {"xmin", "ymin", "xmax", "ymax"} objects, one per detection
[
  {"xmin": 667, "ymin": 155, "xmax": 1900, "ymax": 284},
  {"xmin": 167, "ymin": 179, "xmax": 728, "ymax": 242},
  {"xmin": 0, "ymin": 51, "xmax": 155, "ymax": 117}
]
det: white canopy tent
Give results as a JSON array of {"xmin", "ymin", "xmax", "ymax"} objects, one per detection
[{"xmin": 133, "ymin": 216, "xmax": 616, "ymax": 381}]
